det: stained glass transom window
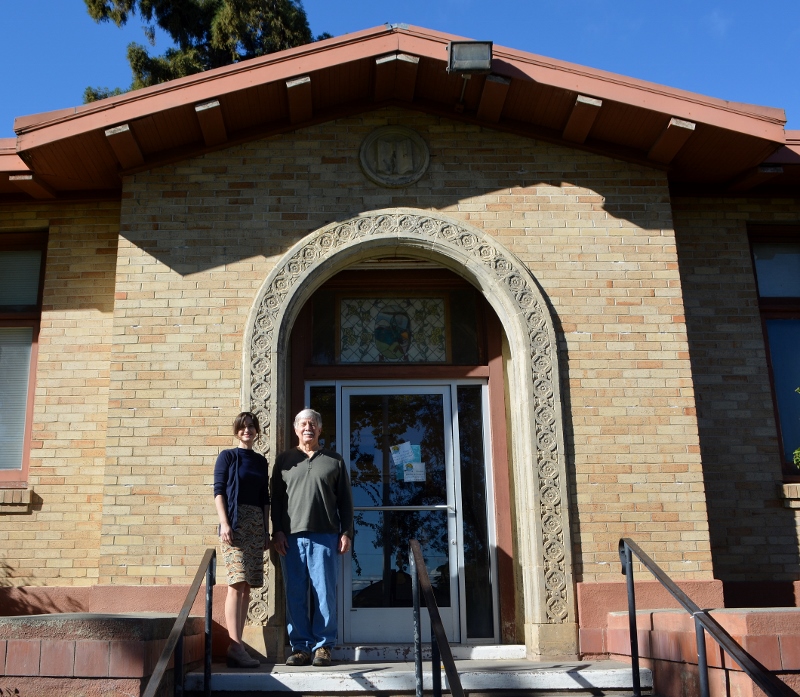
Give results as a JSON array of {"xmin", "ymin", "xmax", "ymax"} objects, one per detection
[{"xmin": 339, "ymin": 297, "xmax": 447, "ymax": 363}]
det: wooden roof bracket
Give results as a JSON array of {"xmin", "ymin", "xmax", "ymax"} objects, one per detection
[
  {"xmin": 9, "ymin": 173, "xmax": 56, "ymax": 199},
  {"xmin": 195, "ymin": 100, "xmax": 228, "ymax": 147},
  {"xmin": 727, "ymin": 164, "xmax": 783, "ymax": 192},
  {"xmin": 648, "ymin": 117, "xmax": 696, "ymax": 164},
  {"xmin": 476, "ymin": 74, "xmax": 511, "ymax": 122},
  {"xmin": 105, "ymin": 124, "xmax": 145, "ymax": 169},
  {"xmin": 374, "ymin": 53, "xmax": 420, "ymax": 102},
  {"xmin": 286, "ymin": 76, "xmax": 313, "ymax": 124},
  {"xmin": 562, "ymin": 95, "xmax": 602, "ymax": 144}
]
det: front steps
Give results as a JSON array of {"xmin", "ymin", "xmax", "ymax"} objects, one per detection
[
  {"xmin": 332, "ymin": 645, "xmax": 528, "ymax": 661},
  {"xmin": 184, "ymin": 657, "xmax": 650, "ymax": 695}
]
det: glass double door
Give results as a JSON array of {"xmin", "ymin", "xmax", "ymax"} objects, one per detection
[{"xmin": 307, "ymin": 381, "xmax": 497, "ymax": 645}]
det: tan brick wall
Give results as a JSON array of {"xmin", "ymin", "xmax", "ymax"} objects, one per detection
[
  {"xmin": 100, "ymin": 108, "xmax": 709, "ymax": 585},
  {"xmin": 0, "ymin": 200, "xmax": 120, "ymax": 586},
  {"xmin": 672, "ymin": 197, "xmax": 800, "ymax": 581},
  {"xmin": 2, "ymin": 113, "xmax": 796, "ymax": 603}
]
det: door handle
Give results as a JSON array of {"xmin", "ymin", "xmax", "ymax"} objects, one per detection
[{"xmin": 353, "ymin": 505, "xmax": 452, "ymax": 511}]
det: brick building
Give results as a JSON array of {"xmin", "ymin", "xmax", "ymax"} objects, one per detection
[{"xmin": 0, "ymin": 25, "xmax": 798, "ymax": 660}]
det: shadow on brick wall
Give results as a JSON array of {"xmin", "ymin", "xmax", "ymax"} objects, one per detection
[
  {"xmin": 0, "ymin": 559, "xmax": 88, "ymax": 615},
  {"xmin": 673, "ymin": 200, "xmax": 800, "ymax": 587}
]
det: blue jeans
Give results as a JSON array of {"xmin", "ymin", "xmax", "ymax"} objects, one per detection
[{"xmin": 280, "ymin": 532, "xmax": 339, "ymax": 653}]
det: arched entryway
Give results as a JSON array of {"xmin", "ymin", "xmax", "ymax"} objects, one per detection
[{"xmin": 244, "ymin": 209, "xmax": 576, "ymax": 656}]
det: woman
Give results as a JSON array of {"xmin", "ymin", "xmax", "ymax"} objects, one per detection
[{"xmin": 214, "ymin": 412, "xmax": 270, "ymax": 668}]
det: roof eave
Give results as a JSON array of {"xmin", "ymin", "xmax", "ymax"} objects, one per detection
[
  {"xmin": 0, "ymin": 138, "xmax": 31, "ymax": 174},
  {"xmin": 14, "ymin": 24, "xmax": 787, "ymax": 152}
]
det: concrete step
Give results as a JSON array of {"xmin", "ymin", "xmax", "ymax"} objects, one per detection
[
  {"xmin": 330, "ymin": 645, "xmax": 528, "ymax": 661},
  {"xmin": 184, "ymin": 657, "xmax": 651, "ymax": 695}
]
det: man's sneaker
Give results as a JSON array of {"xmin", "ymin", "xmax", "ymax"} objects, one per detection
[
  {"xmin": 312, "ymin": 646, "xmax": 332, "ymax": 667},
  {"xmin": 285, "ymin": 650, "xmax": 312, "ymax": 666}
]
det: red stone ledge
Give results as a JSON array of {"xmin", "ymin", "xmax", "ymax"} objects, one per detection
[
  {"xmin": 0, "ymin": 584, "xmax": 231, "ymax": 658},
  {"xmin": 606, "ymin": 608, "xmax": 800, "ymax": 697},
  {"xmin": 0, "ymin": 676, "xmax": 146, "ymax": 697},
  {"xmin": 577, "ymin": 579, "xmax": 725, "ymax": 658},
  {"xmin": 0, "ymin": 584, "xmax": 224, "ymax": 616},
  {"xmin": 0, "ymin": 613, "xmax": 203, "ymax": 684}
]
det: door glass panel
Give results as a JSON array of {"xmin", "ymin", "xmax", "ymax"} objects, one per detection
[
  {"xmin": 309, "ymin": 385, "xmax": 337, "ymax": 452},
  {"xmin": 349, "ymin": 394, "xmax": 446, "ymax": 507},
  {"xmin": 457, "ymin": 386, "xmax": 494, "ymax": 638},
  {"xmin": 450, "ymin": 289, "xmax": 480, "ymax": 365},
  {"xmin": 352, "ymin": 509, "xmax": 450, "ymax": 608}
]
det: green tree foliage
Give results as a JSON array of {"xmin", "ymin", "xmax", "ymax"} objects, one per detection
[
  {"xmin": 83, "ymin": 86, "xmax": 126, "ymax": 103},
  {"xmin": 84, "ymin": 0, "xmax": 328, "ymax": 102}
]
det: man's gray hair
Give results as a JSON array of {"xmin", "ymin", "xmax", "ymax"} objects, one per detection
[{"xmin": 294, "ymin": 408, "xmax": 322, "ymax": 430}]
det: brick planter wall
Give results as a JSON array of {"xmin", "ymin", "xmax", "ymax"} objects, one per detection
[
  {"xmin": 0, "ymin": 613, "xmax": 204, "ymax": 696},
  {"xmin": 577, "ymin": 580, "xmax": 724, "ymax": 657},
  {"xmin": 607, "ymin": 608, "xmax": 800, "ymax": 697}
]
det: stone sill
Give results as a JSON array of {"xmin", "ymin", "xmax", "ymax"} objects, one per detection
[
  {"xmin": 782, "ymin": 483, "xmax": 800, "ymax": 508},
  {"xmin": 0, "ymin": 486, "xmax": 33, "ymax": 514}
]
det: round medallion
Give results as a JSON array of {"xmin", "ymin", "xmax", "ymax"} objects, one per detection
[{"xmin": 359, "ymin": 126, "xmax": 430, "ymax": 187}]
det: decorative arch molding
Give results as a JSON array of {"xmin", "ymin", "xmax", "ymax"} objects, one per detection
[{"xmin": 243, "ymin": 209, "xmax": 576, "ymax": 650}]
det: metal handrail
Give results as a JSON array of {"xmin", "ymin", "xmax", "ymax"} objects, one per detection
[
  {"xmin": 409, "ymin": 539, "xmax": 465, "ymax": 697},
  {"xmin": 142, "ymin": 548, "xmax": 216, "ymax": 697},
  {"xmin": 619, "ymin": 538, "xmax": 797, "ymax": 697}
]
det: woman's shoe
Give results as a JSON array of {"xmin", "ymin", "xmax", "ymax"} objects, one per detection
[{"xmin": 226, "ymin": 642, "xmax": 260, "ymax": 668}]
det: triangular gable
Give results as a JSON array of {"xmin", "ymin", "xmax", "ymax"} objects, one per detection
[{"xmin": 2, "ymin": 24, "xmax": 794, "ymax": 200}]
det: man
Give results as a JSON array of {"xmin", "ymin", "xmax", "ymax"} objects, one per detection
[{"xmin": 271, "ymin": 408, "xmax": 353, "ymax": 667}]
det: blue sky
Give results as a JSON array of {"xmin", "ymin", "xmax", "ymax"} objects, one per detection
[{"xmin": 2, "ymin": 1, "xmax": 799, "ymax": 139}]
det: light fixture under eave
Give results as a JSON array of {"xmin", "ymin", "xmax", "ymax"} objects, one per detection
[{"xmin": 446, "ymin": 41, "xmax": 493, "ymax": 74}]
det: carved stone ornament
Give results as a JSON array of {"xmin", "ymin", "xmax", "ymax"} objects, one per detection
[
  {"xmin": 359, "ymin": 126, "xmax": 430, "ymax": 187},
  {"xmin": 244, "ymin": 209, "xmax": 574, "ymax": 628},
  {"xmin": 246, "ymin": 551, "xmax": 271, "ymax": 626}
]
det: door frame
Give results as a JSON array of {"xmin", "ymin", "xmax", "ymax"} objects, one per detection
[
  {"xmin": 305, "ymin": 378, "xmax": 500, "ymax": 644},
  {"xmin": 247, "ymin": 211, "xmax": 578, "ymax": 658}
]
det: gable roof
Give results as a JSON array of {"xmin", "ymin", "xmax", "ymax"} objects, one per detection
[{"xmin": 2, "ymin": 24, "xmax": 796, "ymax": 201}]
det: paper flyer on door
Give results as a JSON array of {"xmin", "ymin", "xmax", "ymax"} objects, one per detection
[{"xmin": 391, "ymin": 442, "xmax": 425, "ymax": 481}]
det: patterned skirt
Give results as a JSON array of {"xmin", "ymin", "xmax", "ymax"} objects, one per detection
[{"xmin": 220, "ymin": 504, "xmax": 265, "ymax": 587}]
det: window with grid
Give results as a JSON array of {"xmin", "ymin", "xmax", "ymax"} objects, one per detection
[
  {"xmin": 750, "ymin": 226, "xmax": 800, "ymax": 475},
  {"xmin": 0, "ymin": 232, "xmax": 46, "ymax": 485}
]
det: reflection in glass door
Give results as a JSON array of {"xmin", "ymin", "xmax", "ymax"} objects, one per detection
[
  {"xmin": 343, "ymin": 387, "xmax": 457, "ymax": 643},
  {"xmin": 307, "ymin": 381, "xmax": 498, "ymax": 645}
]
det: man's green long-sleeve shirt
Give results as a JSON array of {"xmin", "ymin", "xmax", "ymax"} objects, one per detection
[{"xmin": 270, "ymin": 448, "xmax": 354, "ymax": 539}]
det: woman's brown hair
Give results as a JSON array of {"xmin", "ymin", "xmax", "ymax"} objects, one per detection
[{"xmin": 232, "ymin": 411, "xmax": 261, "ymax": 436}]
